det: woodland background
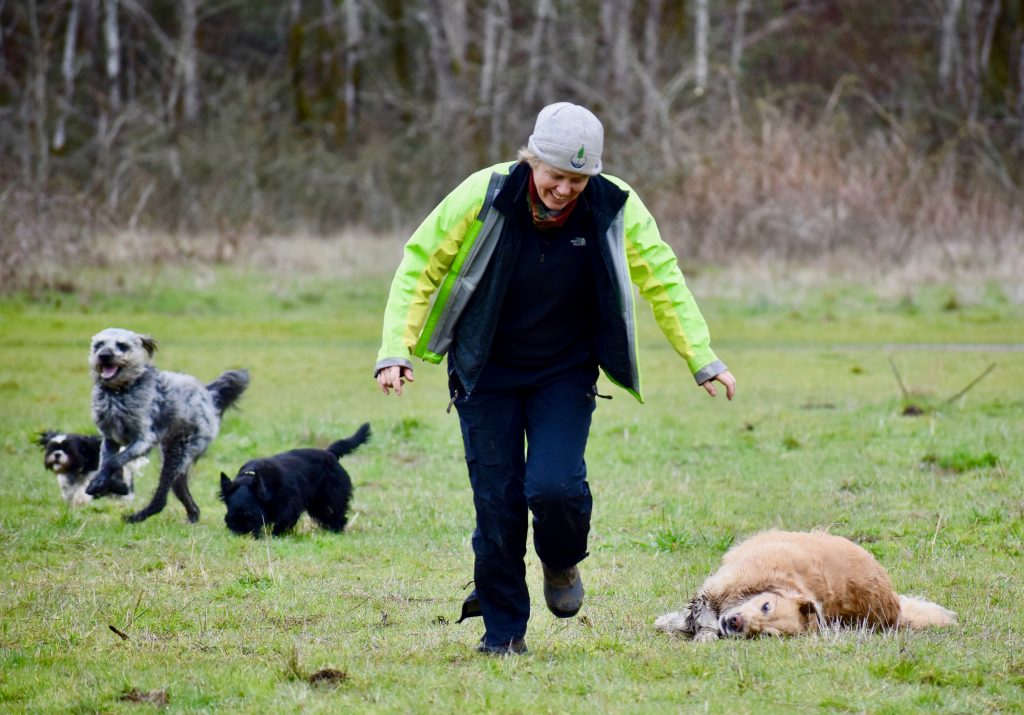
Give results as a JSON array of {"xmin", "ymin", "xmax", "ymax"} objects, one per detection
[
  {"xmin": 2, "ymin": 6, "xmax": 1023, "ymax": 710},
  {"xmin": 2, "ymin": 0, "xmax": 1023, "ymax": 291}
]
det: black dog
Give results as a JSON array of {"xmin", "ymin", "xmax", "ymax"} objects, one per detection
[
  {"xmin": 219, "ymin": 423, "xmax": 370, "ymax": 537},
  {"xmin": 37, "ymin": 431, "xmax": 144, "ymax": 506}
]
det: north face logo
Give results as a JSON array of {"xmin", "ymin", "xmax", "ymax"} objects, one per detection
[{"xmin": 571, "ymin": 237, "xmax": 586, "ymax": 247}]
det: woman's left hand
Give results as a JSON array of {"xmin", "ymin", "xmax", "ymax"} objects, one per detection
[{"xmin": 701, "ymin": 370, "xmax": 736, "ymax": 401}]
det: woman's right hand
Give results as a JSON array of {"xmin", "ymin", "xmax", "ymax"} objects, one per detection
[{"xmin": 376, "ymin": 365, "xmax": 415, "ymax": 396}]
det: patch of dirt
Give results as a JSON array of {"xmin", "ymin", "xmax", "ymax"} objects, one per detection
[
  {"xmin": 308, "ymin": 668, "xmax": 348, "ymax": 687},
  {"xmin": 120, "ymin": 688, "xmax": 169, "ymax": 706}
]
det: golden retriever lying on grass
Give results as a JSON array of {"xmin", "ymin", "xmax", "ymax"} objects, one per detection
[{"xmin": 655, "ymin": 530, "xmax": 956, "ymax": 641}]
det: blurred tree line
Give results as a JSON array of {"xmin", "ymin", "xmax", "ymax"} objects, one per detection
[{"xmin": 1, "ymin": 0, "xmax": 1023, "ymax": 284}]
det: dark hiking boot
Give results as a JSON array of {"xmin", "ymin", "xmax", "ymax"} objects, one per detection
[
  {"xmin": 475, "ymin": 637, "xmax": 528, "ymax": 656},
  {"xmin": 542, "ymin": 563, "xmax": 584, "ymax": 618}
]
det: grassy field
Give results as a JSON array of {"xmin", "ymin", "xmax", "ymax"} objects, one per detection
[{"xmin": 1, "ymin": 253, "xmax": 1022, "ymax": 714}]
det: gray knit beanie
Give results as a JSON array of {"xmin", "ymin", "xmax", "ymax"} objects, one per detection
[{"xmin": 526, "ymin": 102, "xmax": 604, "ymax": 176}]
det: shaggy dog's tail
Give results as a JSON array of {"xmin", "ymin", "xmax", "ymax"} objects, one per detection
[
  {"xmin": 327, "ymin": 423, "xmax": 371, "ymax": 459},
  {"xmin": 207, "ymin": 369, "xmax": 250, "ymax": 416},
  {"xmin": 898, "ymin": 595, "xmax": 957, "ymax": 629}
]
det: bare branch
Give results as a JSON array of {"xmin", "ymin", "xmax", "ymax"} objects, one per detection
[
  {"xmin": 944, "ymin": 362, "xmax": 996, "ymax": 405},
  {"xmin": 888, "ymin": 357, "xmax": 910, "ymax": 401}
]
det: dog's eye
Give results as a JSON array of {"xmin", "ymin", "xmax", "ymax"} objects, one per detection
[
  {"xmin": 92, "ymin": 343, "xmax": 101, "ymax": 352},
  {"xmin": 116, "ymin": 342, "xmax": 129, "ymax": 351},
  {"xmin": 761, "ymin": 602, "xmax": 771, "ymax": 613}
]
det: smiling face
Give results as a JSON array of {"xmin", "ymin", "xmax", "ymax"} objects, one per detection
[
  {"xmin": 89, "ymin": 328, "xmax": 156, "ymax": 389},
  {"xmin": 719, "ymin": 591, "xmax": 822, "ymax": 637},
  {"xmin": 532, "ymin": 162, "xmax": 590, "ymax": 211}
]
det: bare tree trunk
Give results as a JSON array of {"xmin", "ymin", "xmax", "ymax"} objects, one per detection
[
  {"xmin": 103, "ymin": 0, "xmax": 121, "ymax": 111},
  {"xmin": 939, "ymin": 0, "xmax": 963, "ymax": 97},
  {"xmin": 631, "ymin": 61, "xmax": 676, "ymax": 171},
  {"xmin": 561, "ymin": 2, "xmax": 593, "ymax": 81},
  {"xmin": 597, "ymin": 0, "xmax": 633, "ymax": 139},
  {"xmin": 479, "ymin": 0, "xmax": 511, "ymax": 159},
  {"xmin": 525, "ymin": 0, "xmax": 554, "ymax": 107},
  {"xmin": 54, "ymin": 0, "xmax": 83, "ymax": 151},
  {"xmin": 964, "ymin": 0, "xmax": 980, "ymax": 119},
  {"xmin": 180, "ymin": 0, "xmax": 199, "ymax": 123},
  {"xmin": 1018, "ymin": 41, "xmax": 1024, "ymax": 148},
  {"xmin": 27, "ymin": 0, "xmax": 49, "ymax": 186},
  {"xmin": 479, "ymin": 0, "xmax": 499, "ymax": 108},
  {"xmin": 440, "ymin": 0, "xmax": 467, "ymax": 69},
  {"xmin": 287, "ymin": 0, "xmax": 312, "ymax": 122},
  {"xmin": 640, "ymin": 0, "xmax": 663, "ymax": 137},
  {"xmin": 977, "ymin": 0, "xmax": 999, "ymax": 72},
  {"xmin": 643, "ymin": 0, "xmax": 663, "ymax": 72},
  {"xmin": 421, "ymin": 0, "xmax": 457, "ymax": 113},
  {"xmin": 344, "ymin": 0, "xmax": 362, "ymax": 138},
  {"xmin": 0, "ymin": 0, "xmax": 7, "ymax": 81},
  {"xmin": 599, "ymin": 0, "xmax": 631, "ymax": 95},
  {"xmin": 969, "ymin": 0, "xmax": 1000, "ymax": 123},
  {"xmin": 613, "ymin": 0, "xmax": 632, "ymax": 96},
  {"xmin": 694, "ymin": 0, "xmax": 709, "ymax": 96},
  {"xmin": 729, "ymin": 0, "xmax": 751, "ymax": 123}
]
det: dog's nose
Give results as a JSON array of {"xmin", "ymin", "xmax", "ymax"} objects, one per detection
[{"xmin": 723, "ymin": 614, "xmax": 744, "ymax": 633}]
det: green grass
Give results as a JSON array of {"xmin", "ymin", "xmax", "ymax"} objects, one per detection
[{"xmin": 1, "ymin": 261, "xmax": 1023, "ymax": 713}]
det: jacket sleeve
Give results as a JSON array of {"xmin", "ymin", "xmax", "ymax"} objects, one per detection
[
  {"xmin": 621, "ymin": 191, "xmax": 727, "ymax": 385},
  {"xmin": 375, "ymin": 168, "xmax": 492, "ymax": 375}
]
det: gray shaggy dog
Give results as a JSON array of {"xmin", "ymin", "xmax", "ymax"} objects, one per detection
[{"xmin": 86, "ymin": 327, "xmax": 249, "ymax": 523}]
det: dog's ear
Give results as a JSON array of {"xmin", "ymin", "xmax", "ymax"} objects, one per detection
[
  {"xmin": 775, "ymin": 587, "xmax": 824, "ymax": 629},
  {"xmin": 254, "ymin": 474, "xmax": 273, "ymax": 503},
  {"xmin": 36, "ymin": 431, "xmax": 56, "ymax": 448},
  {"xmin": 791, "ymin": 592, "xmax": 825, "ymax": 629},
  {"xmin": 219, "ymin": 472, "xmax": 234, "ymax": 500},
  {"xmin": 139, "ymin": 334, "xmax": 158, "ymax": 357}
]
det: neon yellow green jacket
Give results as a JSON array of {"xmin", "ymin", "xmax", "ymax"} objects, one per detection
[{"xmin": 376, "ymin": 162, "xmax": 725, "ymax": 402}]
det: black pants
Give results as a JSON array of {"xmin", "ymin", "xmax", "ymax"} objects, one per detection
[{"xmin": 452, "ymin": 360, "xmax": 598, "ymax": 646}]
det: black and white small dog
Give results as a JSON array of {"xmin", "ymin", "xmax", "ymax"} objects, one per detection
[
  {"xmin": 87, "ymin": 327, "xmax": 249, "ymax": 523},
  {"xmin": 219, "ymin": 423, "xmax": 370, "ymax": 537},
  {"xmin": 37, "ymin": 431, "xmax": 147, "ymax": 506}
]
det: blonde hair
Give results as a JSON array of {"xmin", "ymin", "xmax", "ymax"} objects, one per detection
[{"xmin": 517, "ymin": 147, "xmax": 541, "ymax": 168}]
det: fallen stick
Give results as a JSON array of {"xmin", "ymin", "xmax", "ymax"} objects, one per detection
[
  {"xmin": 944, "ymin": 362, "xmax": 997, "ymax": 405},
  {"xmin": 888, "ymin": 357, "xmax": 910, "ymax": 400}
]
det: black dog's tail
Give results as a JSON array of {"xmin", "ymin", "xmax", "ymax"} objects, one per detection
[
  {"xmin": 207, "ymin": 369, "xmax": 250, "ymax": 416},
  {"xmin": 327, "ymin": 422, "xmax": 371, "ymax": 459}
]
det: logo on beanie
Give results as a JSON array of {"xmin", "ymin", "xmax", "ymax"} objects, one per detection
[{"xmin": 570, "ymin": 145, "xmax": 587, "ymax": 170}]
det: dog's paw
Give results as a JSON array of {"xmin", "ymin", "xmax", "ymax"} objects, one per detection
[
  {"xmin": 124, "ymin": 510, "xmax": 148, "ymax": 524},
  {"xmin": 84, "ymin": 474, "xmax": 111, "ymax": 497},
  {"xmin": 106, "ymin": 476, "xmax": 131, "ymax": 496},
  {"xmin": 654, "ymin": 609, "xmax": 694, "ymax": 636},
  {"xmin": 694, "ymin": 627, "xmax": 721, "ymax": 643}
]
